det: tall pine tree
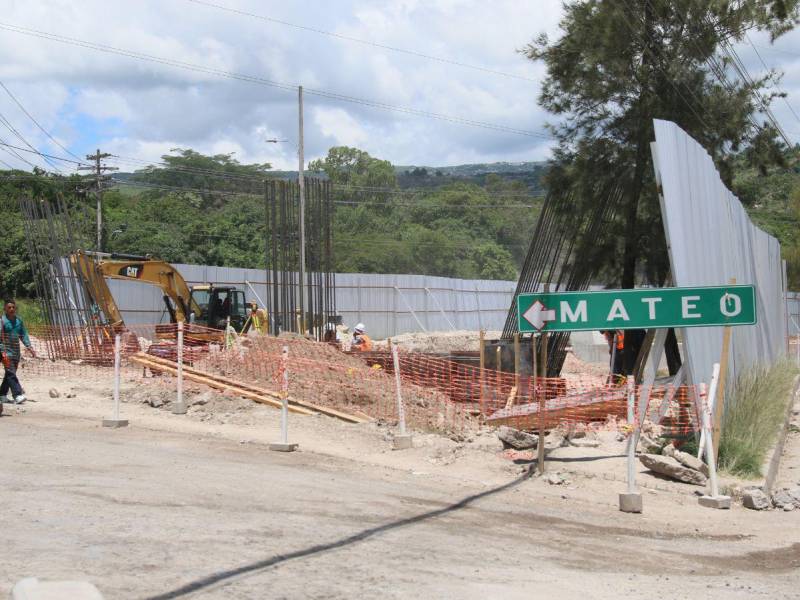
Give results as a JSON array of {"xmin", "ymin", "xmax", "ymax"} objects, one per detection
[{"xmin": 525, "ymin": 0, "xmax": 799, "ymax": 287}]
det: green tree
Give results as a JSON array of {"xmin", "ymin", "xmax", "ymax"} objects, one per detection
[
  {"xmin": 524, "ymin": 0, "xmax": 799, "ymax": 287},
  {"xmin": 309, "ymin": 146, "xmax": 396, "ymax": 189},
  {"xmin": 132, "ymin": 148, "xmax": 270, "ymax": 209}
]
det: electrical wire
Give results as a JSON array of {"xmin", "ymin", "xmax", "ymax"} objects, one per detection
[
  {"xmin": 0, "ymin": 21, "xmax": 553, "ymax": 140},
  {"xmin": 744, "ymin": 34, "xmax": 800, "ymax": 125},
  {"xmin": 0, "ymin": 110, "xmax": 63, "ymax": 172},
  {"xmin": 0, "ymin": 141, "xmax": 87, "ymax": 166},
  {"xmin": 0, "ymin": 80, "xmax": 84, "ymax": 160},
  {"xmin": 184, "ymin": 0, "xmax": 538, "ymax": 83}
]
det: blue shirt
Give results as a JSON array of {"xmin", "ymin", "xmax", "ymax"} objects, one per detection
[{"xmin": 1, "ymin": 315, "xmax": 31, "ymax": 360}]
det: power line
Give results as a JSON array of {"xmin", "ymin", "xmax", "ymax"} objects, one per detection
[
  {"xmin": 0, "ymin": 136, "xmax": 39, "ymax": 169},
  {"xmin": 0, "ymin": 80, "xmax": 84, "ymax": 160},
  {"xmin": 0, "ymin": 22, "xmax": 553, "ymax": 140},
  {"xmin": 184, "ymin": 0, "xmax": 538, "ymax": 83},
  {"xmin": 0, "ymin": 110, "xmax": 63, "ymax": 172},
  {"xmin": 0, "ymin": 140, "xmax": 88, "ymax": 166},
  {"xmin": 744, "ymin": 33, "xmax": 800, "ymax": 126}
]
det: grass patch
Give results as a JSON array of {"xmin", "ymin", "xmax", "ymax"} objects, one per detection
[
  {"xmin": 13, "ymin": 298, "xmax": 47, "ymax": 327},
  {"xmin": 718, "ymin": 359, "xmax": 799, "ymax": 478}
]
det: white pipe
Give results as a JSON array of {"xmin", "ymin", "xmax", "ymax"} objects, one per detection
[
  {"xmin": 704, "ymin": 363, "xmax": 722, "ymax": 497},
  {"xmin": 177, "ymin": 321, "xmax": 184, "ymax": 408},
  {"xmin": 626, "ymin": 378, "xmax": 637, "ymax": 495},
  {"xmin": 244, "ymin": 280, "xmax": 268, "ymax": 310},
  {"xmin": 113, "ymin": 334, "xmax": 121, "ymax": 421},
  {"xmin": 392, "ymin": 345, "xmax": 407, "ymax": 436},
  {"xmin": 281, "ymin": 345, "xmax": 289, "ymax": 444}
]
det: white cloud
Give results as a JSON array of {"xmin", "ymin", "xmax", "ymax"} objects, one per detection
[
  {"xmin": 0, "ymin": 0, "xmax": 797, "ymax": 174},
  {"xmin": 313, "ymin": 106, "xmax": 369, "ymax": 148}
]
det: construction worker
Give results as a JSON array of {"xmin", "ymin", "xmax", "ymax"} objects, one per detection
[
  {"xmin": 351, "ymin": 323, "xmax": 373, "ymax": 352},
  {"xmin": 323, "ymin": 323, "xmax": 340, "ymax": 345},
  {"xmin": 0, "ymin": 300, "xmax": 35, "ymax": 404},
  {"xmin": 248, "ymin": 302, "xmax": 268, "ymax": 334},
  {"xmin": 602, "ymin": 329, "xmax": 625, "ymax": 381}
]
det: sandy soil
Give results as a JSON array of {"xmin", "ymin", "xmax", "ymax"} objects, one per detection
[
  {"xmin": 0, "ymin": 370, "xmax": 798, "ymax": 598},
  {"xmin": 373, "ymin": 330, "xmax": 503, "ymax": 353}
]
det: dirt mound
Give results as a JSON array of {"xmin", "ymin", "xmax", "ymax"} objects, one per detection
[
  {"xmin": 195, "ymin": 335, "xmax": 477, "ymax": 434},
  {"xmin": 373, "ymin": 330, "xmax": 502, "ymax": 353}
]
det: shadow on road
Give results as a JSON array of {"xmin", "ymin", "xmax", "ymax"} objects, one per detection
[{"xmin": 145, "ymin": 467, "xmax": 535, "ymax": 599}]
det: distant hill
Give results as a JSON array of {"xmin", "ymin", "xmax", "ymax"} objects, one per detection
[
  {"xmin": 393, "ymin": 161, "xmax": 547, "ymax": 191},
  {"xmin": 262, "ymin": 160, "xmax": 548, "ymax": 191}
]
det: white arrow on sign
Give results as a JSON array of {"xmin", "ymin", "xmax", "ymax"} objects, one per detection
[{"xmin": 522, "ymin": 300, "xmax": 556, "ymax": 330}]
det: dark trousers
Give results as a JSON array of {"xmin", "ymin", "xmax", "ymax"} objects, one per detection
[{"xmin": 1, "ymin": 359, "xmax": 23, "ymax": 398}]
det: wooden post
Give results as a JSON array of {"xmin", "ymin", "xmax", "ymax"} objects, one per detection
[
  {"xmin": 479, "ymin": 329, "xmax": 485, "ymax": 404},
  {"xmin": 712, "ymin": 277, "xmax": 735, "ymax": 459},
  {"xmin": 495, "ymin": 346, "xmax": 502, "ymax": 393}
]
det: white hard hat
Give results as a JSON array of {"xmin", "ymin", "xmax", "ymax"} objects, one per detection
[{"xmin": 354, "ymin": 322, "xmax": 365, "ymax": 333}]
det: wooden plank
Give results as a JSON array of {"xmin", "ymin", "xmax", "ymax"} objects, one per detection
[
  {"xmin": 134, "ymin": 353, "xmax": 369, "ymax": 423},
  {"xmin": 504, "ymin": 386, "xmax": 518, "ymax": 410},
  {"xmin": 712, "ymin": 325, "xmax": 732, "ymax": 458},
  {"xmin": 712, "ymin": 277, "xmax": 736, "ymax": 459},
  {"xmin": 131, "ymin": 355, "xmax": 314, "ymax": 415}
]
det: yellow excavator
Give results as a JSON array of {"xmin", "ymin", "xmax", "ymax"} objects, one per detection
[{"xmin": 69, "ymin": 250, "xmax": 250, "ymax": 341}]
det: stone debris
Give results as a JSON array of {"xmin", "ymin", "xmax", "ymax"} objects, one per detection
[
  {"xmin": 545, "ymin": 472, "xmax": 568, "ymax": 485},
  {"xmin": 637, "ymin": 434, "xmax": 664, "ymax": 454},
  {"xmin": 771, "ymin": 487, "xmax": 800, "ymax": 510},
  {"xmin": 742, "ymin": 488, "xmax": 772, "ymax": 511},
  {"xmin": 568, "ymin": 438, "xmax": 600, "ymax": 448},
  {"xmin": 638, "ymin": 453, "xmax": 708, "ymax": 486},
  {"xmin": 48, "ymin": 388, "xmax": 60, "ymax": 398},
  {"xmin": 663, "ymin": 444, "xmax": 710, "ymax": 477},
  {"xmin": 497, "ymin": 426, "xmax": 538, "ymax": 450}
]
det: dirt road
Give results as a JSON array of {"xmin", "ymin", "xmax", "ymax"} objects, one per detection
[{"xmin": 1, "ymin": 406, "xmax": 799, "ymax": 599}]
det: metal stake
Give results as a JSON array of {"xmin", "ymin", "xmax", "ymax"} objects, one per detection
[
  {"xmin": 172, "ymin": 322, "xmax": 187, "ymax": 414},
  {"xmin": 102, "ymin": 334, "xmax": 128, "ymax": 428}
]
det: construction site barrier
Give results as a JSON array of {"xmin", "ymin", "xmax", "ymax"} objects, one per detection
[{"xmin": 18, "ymin": 324, "xmax": 707, "ymax": 438}]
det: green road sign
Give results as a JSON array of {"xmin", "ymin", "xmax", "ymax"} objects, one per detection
[{"xmin": 517, "ymin": 285, "xmax": 756, "ymax": 333}]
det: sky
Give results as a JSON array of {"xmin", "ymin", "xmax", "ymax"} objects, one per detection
[{"xmin": 0, "ymin": 0, "xmax": 800, "ymax": 172}]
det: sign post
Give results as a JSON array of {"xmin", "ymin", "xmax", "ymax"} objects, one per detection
[{"xmin": 514, "ymin": 284, "xmax": 757, "ymax": 514}]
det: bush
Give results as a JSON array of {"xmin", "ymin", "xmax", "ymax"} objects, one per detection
[
  {"xmin": 718, "ymin": 359, "xmax": 799, "ymax": 478},
  {"xmin": 14, "ymin": 298, "xmax": 46, "ymax": 327}
]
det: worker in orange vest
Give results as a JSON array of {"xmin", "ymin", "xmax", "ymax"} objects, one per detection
[
  {"xmin": 352, "ymin": 323, "xmax": 373, "ymax": 352},
  {"xmin": 602, "ymin": 329, "xmax": 625, "ymax": 381}
]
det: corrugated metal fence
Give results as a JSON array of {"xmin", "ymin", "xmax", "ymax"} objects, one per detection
[
  {"xmin": 108, "ymin": 266, "xmax": 517, "ymax": 339},
  {"xmin": 652, "ymin": 119, "xmax": 788, "ymax": 393},
  {"xmin": 788, "ymin": 291, "xmax": 800, "ymax": 337}
]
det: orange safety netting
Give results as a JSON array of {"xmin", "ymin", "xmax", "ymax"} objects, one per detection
[{"xmin": 17, "ymin": 324, "xmax": 707, "ymax": 437}]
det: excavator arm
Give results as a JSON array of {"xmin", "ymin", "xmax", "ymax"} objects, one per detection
[{"xmin": 70, "ymin": 251, "xmax": 203, "ymax": 327}]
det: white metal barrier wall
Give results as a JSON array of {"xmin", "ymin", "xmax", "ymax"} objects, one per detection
[
  {"xmin": 652, "ymin": 119, "xmax": 788, "ymax": 394},
  {"xmin": 107, "ymin": 268, "xmax": 517, "ymax": 339}
]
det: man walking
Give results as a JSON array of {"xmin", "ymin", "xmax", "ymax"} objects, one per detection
[{"xmin": 1, "ymin": 300, "xmax": 35, "ymax": 404}]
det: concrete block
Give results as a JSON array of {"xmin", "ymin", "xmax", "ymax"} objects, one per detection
[
  {"xmin": 269, "ymin": 442, "xmax": 298, "ymax": 452},
  {"xmin": 171, "ymin": 402, "xmax": 188, "ymax": 415},
  {"xmin": 392, "ymin": 435, "xmax": 414, "ymax": 450},
  {"xmin": 11, "ymin": 577, "xmax": 104, "ymax": 600},
  {"xmin": 698, "ymin": 495, "xmax": 732, "ymax": 509},
  {"xmin": 101, "ymin": 419, "xmax": 128, "ymax": 428},
  {"xmin": 619, "ymin": 492, "xmax": 643, "ymax": 513}
]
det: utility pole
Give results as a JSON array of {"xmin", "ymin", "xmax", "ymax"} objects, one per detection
[
  {"xmin": 79, "ymin": 149, "xmax": 117, "ymax": 252},
  {"xmin": 297, "ymin": 86, "xmax": 306, "ymax": 333}
]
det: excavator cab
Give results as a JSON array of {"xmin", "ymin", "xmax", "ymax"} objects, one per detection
[{"xmin": 189, "ymin": 285, "xmax": 247, "ymax": 332}]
